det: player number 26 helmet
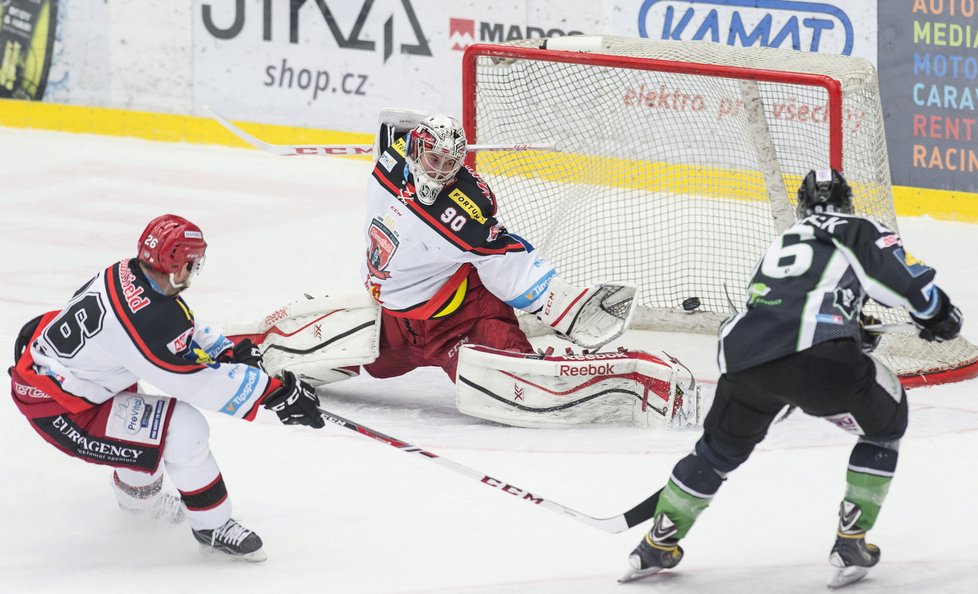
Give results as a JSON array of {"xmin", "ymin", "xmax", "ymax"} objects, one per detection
[
  {"xmin": 406, "ymin": 114, "xmax": 467, "ymax": 206},
  {"xmin": 137, "ymin": 214, "xmax": 208, "ymax": 289},
  {"xmin": 796, "ymin": 168, "xmax": 854, "ymax": 219}
]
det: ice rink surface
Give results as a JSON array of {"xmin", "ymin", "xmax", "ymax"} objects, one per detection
[{"xmin": 1, "ymin": 127, "xmax": 977, "ymax": 593}]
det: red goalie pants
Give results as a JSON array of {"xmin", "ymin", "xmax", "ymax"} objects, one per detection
[{"xmin": 364, "ymin": 277, "xmax": 533, "ymax": 382}]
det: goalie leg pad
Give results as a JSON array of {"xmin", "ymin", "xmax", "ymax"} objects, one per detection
[
  {"xmin": 224, "ymin": 294, "xmax": 381, "ymax": 387},
  {"xmin": 455, "ymin": 345, "xmax": 702, "ymax": 428}
]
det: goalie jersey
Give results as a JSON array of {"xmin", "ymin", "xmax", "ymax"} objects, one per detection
[
  {"xmin": 24, "ymin": 258, "xmax": 275, "ymax": 419},
  {"xmin": 719, "ymin": 213, "xmax": 941, "ymax": 373},
  {"xmin": 363, "ymin": 135, "xmax": 556, "ymax": 319}
]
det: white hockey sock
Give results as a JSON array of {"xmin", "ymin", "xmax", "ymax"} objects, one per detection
[{"xmin": 163, "ymin": 401, "xmax": 232, "ymax": 530}]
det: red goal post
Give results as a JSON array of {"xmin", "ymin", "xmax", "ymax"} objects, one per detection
[{"xmin": 461, "ymin": 35, "xmax": 978, "ymax": 387}]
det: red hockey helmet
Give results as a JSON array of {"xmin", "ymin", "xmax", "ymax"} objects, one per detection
[{"xmin": 137, "ymin": 214, "xmax": 207, "ymax": 285}]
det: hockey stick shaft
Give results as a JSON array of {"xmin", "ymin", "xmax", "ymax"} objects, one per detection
[
  {"xmin": 317, "ymin": 408, "xmax": 657, "ymax": 533},
  {"xmin": 863, "ymin": 322, "xmax": 917, "ymax": 334},
  {"xmin": 204, "ymin": 106, "xmax": 560, "ymax": 155}
]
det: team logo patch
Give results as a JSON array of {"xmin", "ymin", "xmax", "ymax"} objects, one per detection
[
  {"xmin": 748, "ymin": 282, "xmax": 781, "ymax": 306},
  {"xmin": 832, "ymin": 287, "xmax": 857, "ymax": 319},
  {"xmin": 823, "ymin": 412, "xmax": 864, "ymax": 435},
  {"xmin": 816, "ymin": 313, "xmax": 845, "ymax": 325},
  {"xmin": 366, "ymin": 218, "xmax": 399, "ymax": 281},
  {"xmin": 875, "ymin": 234, "xmax": 902, "ymax": 249},
  {"xmin": 893, "ymin": 248, "xmax": 929, "ymax": 277},
  {"xmin": 107, "ymin": 393, "xmax": 170, "ymax": 444}
]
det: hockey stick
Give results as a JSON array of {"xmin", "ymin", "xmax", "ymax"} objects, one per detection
[
  {"xmin": 863, "ymin": 322, "xmax": 916, "ymax": 334},
  {"xmin": 203, "ymin": 106, "xmax": 561, "ymax": 156},
  {"xmin": 317, "ymin": 407, "xmax": 659, "ymax": 533}
]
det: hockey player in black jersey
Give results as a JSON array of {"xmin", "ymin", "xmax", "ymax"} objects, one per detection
[{"xmin": 619, "ymin": 169, "xmax": 964, "ymax": 588}]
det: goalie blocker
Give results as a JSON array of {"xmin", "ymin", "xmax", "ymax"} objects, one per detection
[{"xmin": 456, "ymin": 345, "xmax": 702, "ymax": 428}]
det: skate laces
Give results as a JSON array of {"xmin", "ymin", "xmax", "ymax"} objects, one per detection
[
  {"xmin": 213, "ymin": 520, "xmax": 253, "ymax": 546},
  {"xmin": 153, "ymin": 493, "xmax": 186, "ymax": 523}
]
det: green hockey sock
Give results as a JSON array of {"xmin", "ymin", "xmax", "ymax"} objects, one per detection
[{"xmin": 843, "ymin": 470, "xmax": 892, "ymax": 532}]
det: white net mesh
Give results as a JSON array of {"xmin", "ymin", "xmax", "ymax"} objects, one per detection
[{"xmin": 465, "ymin": 36, "xmax": 978, "ymax": 380}]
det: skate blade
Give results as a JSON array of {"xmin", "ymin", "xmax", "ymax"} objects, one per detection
[
  {"xmin": 617, "ymin": 565, "xmax": 665, "ymax": 584},
  {"xmin": 617, "ymin": 555, "xmax": 666, "ymax": 584},
  {"xmin": 828, "ymin": 565, "xmax": 869, "ymax": 588},
  {"xmin": 198, "ymin": 543, "xmax": 268, "ymax": 563}
]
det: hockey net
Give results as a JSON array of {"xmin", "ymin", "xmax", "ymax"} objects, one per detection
[{"xmin": 461, "ymin": 35, "xmax": 978, "ymax": 387}]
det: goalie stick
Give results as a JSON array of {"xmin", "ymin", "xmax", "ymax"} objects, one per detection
[
  {"xmin": 204, "ymin": 106, "xmax": 561, "ymax": 156},
  {"xmin": 316, "ymin": 407, "xmax": 659, "ymax": 534}
]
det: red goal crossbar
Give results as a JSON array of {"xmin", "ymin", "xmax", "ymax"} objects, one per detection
[{"xmin": 462, "ymin": 43, "xmax": 844, "ymax": 170}]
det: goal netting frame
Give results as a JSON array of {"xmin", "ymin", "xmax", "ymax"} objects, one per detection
[{"xmin": 461, "ymin": 35, "xmax": 978, "ymax": 387}]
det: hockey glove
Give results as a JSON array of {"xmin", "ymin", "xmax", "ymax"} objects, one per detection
[
  {"xmin": 911, "ymin": 288, "xmax": 963, "ymax": 343},
  {"xmin": 263, "ymin": 370, "xmax": 325, "ymax": 429},
  {"xmin": 219, "ymin": 338, "xmax": 264, "ymax": 369},
  {"xmin": 859, "ymin": 314, "xmax": 882, "ymax": 353},
  {"xmin": 536, "ymin": 277, "xmax": 639, "ymax": 350}
]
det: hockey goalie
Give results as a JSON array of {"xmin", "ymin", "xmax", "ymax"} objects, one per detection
[{"xmin": 225, "ymin": 108, "xmax": 701, "ymax": 429}]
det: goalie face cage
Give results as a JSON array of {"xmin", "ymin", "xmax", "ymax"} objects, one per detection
[{"xmin": 462, "ymin": 36, "xmax": 978, "ymax": 387}]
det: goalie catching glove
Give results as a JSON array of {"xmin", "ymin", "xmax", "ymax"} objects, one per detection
[
  {"xmin": 262, "ymin": 370, "xmax": 325, "ymax": 429},
  {"xmin": 536, "ymin": 277, "xmax": 639, "ymax": 349}
]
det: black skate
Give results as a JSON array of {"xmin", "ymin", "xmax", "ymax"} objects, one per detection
[
  {"xmin": 618, "ymin": 513, "xmax": 684, "ymax": 583},
  {"xmin": 828, "ymin": 501, "xmax": 880, "ymax": 588},
  {"xmin": 193, "ymin": 519, "xmax": 266, "ymax": 562}
]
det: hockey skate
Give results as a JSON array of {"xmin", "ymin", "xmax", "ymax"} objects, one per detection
[
  {"xmin": 193, "ymin": 518, "xmax": 266, "ymax": 562},
  {"xmin": 618, "ymin": 513, "xmax": 684, "ymax": 583},
  {"xmin": 828, "ymin": 501, "xmax": 880, "ymax": 588},
  {"xmin": 113, "ymin": 472, "xmax": 186, "ymax": 524}
]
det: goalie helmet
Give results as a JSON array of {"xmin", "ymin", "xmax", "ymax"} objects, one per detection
[
  {"xmin": 406, "ymin": 114, "xmax": 466, "ymax": 205},
  {"xmin": 137, "ymin": 214, "xmax": 207, "ymax": 290},
  {"xmin": 796, "ymin": 168, "xmax": 853, "ymax": 219}
]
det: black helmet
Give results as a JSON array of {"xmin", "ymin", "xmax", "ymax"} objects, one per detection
[{"xmin": 796, "ymin": 168, "xmax": 853, "ymax": 218}]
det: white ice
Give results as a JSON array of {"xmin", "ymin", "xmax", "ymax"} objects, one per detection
[{"xmin": 1, "ymin": 128, "xmax": 977, "ymax": 593}]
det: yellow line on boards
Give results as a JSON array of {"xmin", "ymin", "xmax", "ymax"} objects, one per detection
[
  {"xmin": 0, "ymin": 98, "xmax": 372, "ymax": 148},
  {"xmin": 3, "ymin": 99, "xmax": 976, "ymax": 222},
  {"xmin": 892, "ymin": 185, "xmax": 978, "ymax": 224}
]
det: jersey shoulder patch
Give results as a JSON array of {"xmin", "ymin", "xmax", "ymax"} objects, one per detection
[
  {"xmin": 372, "ymin": 140, "xmax": 410, "ymax": 197},
  {"xmin": 451, "ymin": 165, "xmax": 497, "ymax": 217}
]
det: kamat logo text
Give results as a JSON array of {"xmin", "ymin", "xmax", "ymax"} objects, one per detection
[{"xmin": 637, "ymin": 0, "xmax": 855, "ymax": 55}]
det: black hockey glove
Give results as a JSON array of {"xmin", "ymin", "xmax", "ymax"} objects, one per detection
[
  {"xmin": 859, "ymin": 314, "xmax": 882, "ymax": 353},
  {"xmin": 910, "ymin": 288, "xmax": 963, "ymax": 343},
  {"xmin": 263, "ymin": 370, "xmax": 325, "ymax": 429},
  {"xmin": 219, "ymin": 338, "xmax": 264, "ymax": 369}
]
